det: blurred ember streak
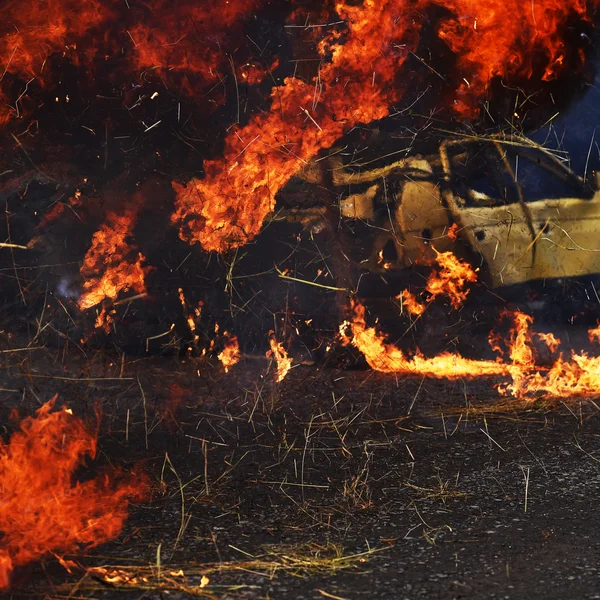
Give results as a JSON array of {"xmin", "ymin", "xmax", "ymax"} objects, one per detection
[
  {"xmin": 266, "ymin": 332, "xmax": 292, "ymax": 382},
  {"xmin": 218, "ymin": 332, "xmax": 241, "ymax": 372},
  {"xmin": 0, "ymin": 395, "xmax": 148, "ymax": 590}
]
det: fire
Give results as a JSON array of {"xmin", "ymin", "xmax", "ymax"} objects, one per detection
[
  {"xmin": 266, "ymin": 333, "xmax": 292, "ymax": 383},
  {"xmin": 400, "ymin": 290, "xmax": 426, "ymax": 317},
  {"xmin": 346, "ymin": 299, "xmax": 600, "ymax": 401},
  {"xmin": 170, "ymin": 1, "xmax": 419, "ymax": 253},
  {"xmin": 128, "ymin": 0, "xmax": 265, "ymax": 76},
  {"xmin": 0, "ymin": 0, "xmax": 110, "ymax": 126},
  {"xmin": 344, "ymin": 301, "xmax": 507, "ymax": 377},
  {"xmin": 170, "ymin": 0, "xmax": 595, "ymax": 254},
  {"xmin": 438, "ymin": 0, "xmax": 590, "ymax": 113},
  {"xmin": 178, "ymin": 288, "xmax": 202, "ymax": 344},
  {"xmin": 495, "ymin": 312, "xmax": 600, "ymax": 399},
  {"xmin": 0, "ymin": 0, "xmax": 270, "ymax": 127},
  {"xmin": 0, "ymin": 396, "xmax": 147, "ymax": 589},
  {"xmin": 588, "ymin": 323, "xmax": 600, "ymax": 344},
  {"xmin": 401, "ymin": 250, "xmax": 478, "ymax": 316},
  {"xmin": 427, "ymin": 251, "xmax": 478, "ymax": 309},
  {"xmin": 218, "ymin": 332, "xmax": 241, "ymax": 373},
  {"xmin": 79, "ymin": 209, "xmax": 150, "ymax": 311}
]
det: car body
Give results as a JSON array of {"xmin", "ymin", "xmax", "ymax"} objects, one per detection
[{"xmin": 288, "ymin": 134, "xmax": 600, "ymax": 290}]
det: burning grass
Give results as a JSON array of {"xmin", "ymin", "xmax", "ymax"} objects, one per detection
[
  {"xmin": 52, "ymin": 542, "xmax": 386, "ymax": 597},
  {"xmin": 1, "ymin": 1, "xmax": 600, "ymax": 596},
  {"xmin": 0, "ymin": 395, "xmax": 148, "ymax": 589}
]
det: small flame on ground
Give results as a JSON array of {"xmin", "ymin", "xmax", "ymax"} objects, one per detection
[
  {"xmin": 218, "ymin": 332, "xmax": 241, "ymax": 373},
  {"xmin": 266, "ymin": 333, "xmax": 292, "ymax": 383},
  {"xmin": 178, "ymin": 288, "xmax": 202, "ymax": 343},
  {"xmin": 343, "ymin": 301, "xmax": 507, "ymax": 378},
  {"xmin": 0, "ymin": 396, "xmax": 147, "ymax": 589},
  {"xmin": 347, "ymin": 299, "xmax": 600, "ymax": 401}
]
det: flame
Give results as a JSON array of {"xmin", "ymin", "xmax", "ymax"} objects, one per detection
[
  {"xmin": 0, "ymin": 0, "xmax": 269, "ymax": 126},
  {"xmin": 87, "ymin": 566, "xmax": 150, "ymax": 586},
  {"xmin": 0, "ymin": 396, "xmax": 147, "ymax": 589},
  {"xmin": 0, "ymin": 0, "xmax": 110, "ymax": 125},
  {"xmin": 589, "ymin": 323, "xmax": 600, "ymax": 344},
  {"xmin": 79, "ymin": 208, "xmax": 150, "ymax": 311},
  {"xmin": 93, "ymin": 307, "xmax": 114, "ymax": 333},
  {"xmin": 400, "ymin": 290, "xmax": 427, "ymax": 317},
  {"xmin": 438, "ymin": 0, "xmax": 589, "ymax": 113},
  {"xmin": 496, "ymin": 312, "xmax": 600, "ymax": 399},
  {"xmin": 266, "ymin": 333, "xmax": 292, "ymax": 382},
  {"xmin": 447, "ymin": 223, "xmax": 460, "ymax": 242},
  {"xmin": 427, "ymin": 251, "xmax": 478, "ymax": 309},
  {"xmin": 344, "ymin": 301, "xmax": 507, "ymax": 377},
  {"xmin": 170, "ymin": 1, "xmax": 595, "ymax": 253},
  {"xmin": 347, "ymin": 300, "xmax": 600, "ymax": 401},
  {"xmin": 170, "ymin": 1, "xmax": 422, "ymax": 253},
  {"xmin": 128, "ymin": 0, "xmax": 263, "ymax": 75},
  {"xmin": 178, "ymin": 288, "xmax": 202, "ymax": 344},
  {"xmin": 401, "ymin": 250, "xmax": 478, "ymax": 316},
  {"xmin": 537, "ymin": 332, "xmax": 561, "ymax": 354},
  {"xmin": 218, "ymin": 332, "xmax": 241, "ymax": 373}
]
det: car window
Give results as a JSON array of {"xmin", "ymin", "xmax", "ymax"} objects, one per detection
[
  {"xmin": 447, "ymin": 143, "xmax": 516, "ymax": 206},
  {"xmin": 503, "ymin": 150, "xmax": 591, "ymax": 202}
]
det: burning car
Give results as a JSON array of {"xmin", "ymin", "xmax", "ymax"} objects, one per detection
[{"xmin": 288, "ymin": 134, "xmax": 600, "ymax": 293}]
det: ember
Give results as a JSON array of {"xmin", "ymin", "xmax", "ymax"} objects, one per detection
[{"xmin": 0, "ymin": 396, "xmax": 147, "ymax": 589}]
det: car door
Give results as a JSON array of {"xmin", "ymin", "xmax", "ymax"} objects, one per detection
[{"xmin": 439, "ymin": 140, "xmax": 536, "ymax": 287}]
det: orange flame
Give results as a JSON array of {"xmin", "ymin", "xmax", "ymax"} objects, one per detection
[
  {"xmin": 400, "ymin": 290, "xmax": 427, "ymax": 317},
  {"xmin": 402, "ymin": 250, "xmax": 478, "ymax": 316},
  {"xmin": 438, "ymin": 0, "xmax": 589, "ymax": 114},
  {"xmin": 79, "ymin": 209, "xmax": 150, "ymax": 311},
  {"xmin": 0, "ymin": 396, "xmax": 147, "ymax": 589},
  {"xmin": 0, "ymin": 0, "xmax": 110, "ymax": 125},
  {"xmin": 171, "ymin": 1, "xmax": 422, "ymax": 253},
  {"xmin": 496, "ymin": 312, "xmax": 600, "ymax": 399},
  {"xmin": 344, "ymin": 301, "xmax": 507, "ymax": 377},
  {"xmin": 266, "ymin": 333, "xmax": 292, "ymax": 383},
  {"xmin": 0, "ymin": 0, "xmax": 269, "ymax": 126},
  {"xmin": 347, "ymin": 300, "xmax": 600, "ymax": 401},
  {"xmin": 427, "ymin": 251, "xmax": 478, "ymax": 309},
  {"xmin": 218, "ymin": 332, "xmax": 241, "ymax": 373},
  {"xmin": 588, "ymin": 323, "xmax": 600, "ymax": 344},
  {"xmin": 171, "ymin": 1, "xmax": 595, "ymax": 253}
]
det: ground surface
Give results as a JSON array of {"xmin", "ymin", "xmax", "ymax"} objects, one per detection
[{"xmin": 2, "ymin": 337, "xmax": 600, "ymax": 600}]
